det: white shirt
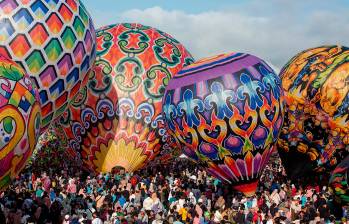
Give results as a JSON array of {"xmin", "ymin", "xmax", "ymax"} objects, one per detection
[
  {"xmin": 21, "ymin": 214, "xmax": 30, "ymax": 224},
  {"xmin": 92, "ymin": 217, "xmax": 103, "ymax": 224},
  {"xmin": 129, "ymin": 193, "xmax": 136, "ymax": 201},
  {"xmin": 178, "ymin": 199, "xmax": 185, "ymax": 210},
  {"xmin": 213, "ymin": 210, "xmax": 223, "ymax": 222},
  {"xmin": 143, "ymin": 197, "xmax": 154, "ymax": 211}
]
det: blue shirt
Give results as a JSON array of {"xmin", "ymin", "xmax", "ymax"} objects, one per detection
[
  {"xmin": 49, "ymin": 191, "xmax": 56, "ymax": 201},
  {"xmin": 112, "ymin": 194, "xmax": 117, "ymax": 203},
  {"xmin": 301, "ymin": 195, "xmax": 307, "ymax": 207},
  {"xmin": 36, "ymin": 189, "xmax": 44, "ymax": 198},
  {"xmin": 213, "ymin": 179, "xmax": 221, "ymax": 187},
  {"xmin": 104, "ymin": 174, "xmax": 110, "ymax": 181},
  {"xmin": 87, "ymin": 186, "xmax": 92, "ymax": 194},
  {"xmin": 118, "ymin": 196, "xmax": 126, "ymax": 207},
  {"xmin": 246, "ymin": 200, "xmax": 253, "ymax": 209}
]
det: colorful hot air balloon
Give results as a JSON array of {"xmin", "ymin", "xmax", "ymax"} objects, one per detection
[
  {"xmin": 0, "ymin": 55, "xmax": 41, "ymax": 190},
  {"xmin": 59, "ymin": 23, "xmax": 194, "ymax": 173},
  {"xmin": 163, "ymin": 52, "xmax": 284, "ymax": 196},
  {"xmin": 329, "ymin": 155, "xmax": 349, "ymax": 204},
  {"xmin": 277, "ymin": 45, "xmax": 349, "ymax": 179},
  {"xmin": 0, "ymin": 0, "xmax": 96, "ymax": 130}
]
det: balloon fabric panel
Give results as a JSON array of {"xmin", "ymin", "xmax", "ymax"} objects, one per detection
[
  {"xmin": 278, "ymin": 45, "xmax": 349, "ymax": 179},
  {"xmin": 0, "ymin": 55, "xmax": 41, "ymax": 190},
  {"xmin": 163, "ymin": 52, "xmax": 284, "ymax": 196},
  {"xmin": 0, "ymin": 0, "xmax": 96, "ymax": 130},
  {"xmin": 59, "ymin": 23, "xmax": 194, "ymax": 173}
]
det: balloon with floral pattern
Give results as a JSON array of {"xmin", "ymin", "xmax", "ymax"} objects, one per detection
[
  {"xmin": 163, "ymin": 52, "xmax": 284, "ymax": 196},
  {"xmin": 277, "ymin": 45, "xmax": 349, "ymax": 179},
  {"xmin": 59, "ymin": 23, "xmax": 194, "ymax": 173},
  {"xmin": 0, "ymin": 55, "xmax": 41, "ymax": 190}
]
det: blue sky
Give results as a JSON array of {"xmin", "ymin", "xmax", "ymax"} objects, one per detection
[
  {"xmin": 82, "ymin": 0, "xmax": 349, "ymax": 69},
  {"xmin": 83, "ymin": 0, "xmax": 243, "ymax": 14},
  {"xmin": 83, "ymin": 0, "xmax": 347, "ymax": 15}
]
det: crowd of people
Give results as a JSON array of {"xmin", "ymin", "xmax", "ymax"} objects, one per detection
[{"xmin": 0, "ymin": 153, "xmax": 347, "ymax": 224}]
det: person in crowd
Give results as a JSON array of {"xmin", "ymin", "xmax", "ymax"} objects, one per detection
[{"xmin": 0, "ymin": 154, "xmax": 343, "ymax": 223}]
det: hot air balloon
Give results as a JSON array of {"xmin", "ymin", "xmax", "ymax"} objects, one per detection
[
  {"xmin": 0, "ymin": 55, "xmax": 41, "ymax": 190},
  {"xmin": 277, "ymin": 45, "xmax": 349, "ymax": 179},
  {"xmin": 163, "ymin": 52, "xmax": 284, "ymax": 196},
  {"xmin": 59, "ymin": 23, "xmax": 194, "ymax": 173},
  {"xmin": 0, "ymin": 0, "xmax": 96, "ymax": 130},
  {"xmin": 329, "ymin": 155, "xmax": 349, "ymax": 204}
]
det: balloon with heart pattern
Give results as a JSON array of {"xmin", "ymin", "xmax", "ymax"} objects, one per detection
[
  {"xmin": 163, "ymin": 52, "xmax": 284, "ymax": 196},
  {"xmin": 0, "ymin": 55, "xmax": 41, "ymax": 190}
]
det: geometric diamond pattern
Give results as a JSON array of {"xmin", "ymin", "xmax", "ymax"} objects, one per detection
[
  {"xmin": 72, "ymin": 16, "xmax": 85, "ymax": 38},
  {"xmin": 58, "ymin": 53, "xmax": 73, "ymax": 76},
  {"xmin": 30, "ymin": 0, "xmax": 49, "ymax": 20},
  {"xmin": 25, "ymin": 50, "xmax": 46, "ymax": 74},
  {"xmin": 0, "ymin": 0, "xmax": 18, "ymax": 15},
  {"xmin": 10, "ymin": 34, "xmax": 30, "ymax": 57},
  {"xmin": 29, "ymin": 23, "xmax": 49, "ymax": 46},
  {"xmin": 61, "ymin": 27, "xmax": 76, "ymax": 49},
  {"xmin": 9, "ymin": 82, "xmax": 36, "ymax": 112},
  {"xmin": 58, "ymin": 3, "xmax": 73, "ymax": 22},
  {"xmin": 66, "ymin": 67, "xmax": 79, "ymax": 88},
  {"xmin": 46, "ymin": 0, "xmax": 59, "ymax": 10},
  {"xmin": 39, "ymin": 65, "xmax": 57, "ymax": 87},
  {"xmin": 44, "ymin": 38, "xmax": 63, "ymax": 61},
  {"xmin": 55, "ymin": 91, "xmax": 68, "ymax": 116},
  {"xmin": 65, "ymin": 0, "xmax": 77, "ymax": 12},
  {"xmin": 0, "ymin": 18, "xmax": 15, "ymax": 42},
  {"xmin": 39, "ymin": 89, "xmax": 49, "ymax": 104},
  {"xmin": 13, "ymin": 8, "xmax": 34, "ymax": 31},
  {"xmin": 41, "ymin": 101, "xmax": 53, "ymax": 125},
  {"xmin": 45, "ymin": 12, "xmax": 63, "ymax": 34},
  {"xmin": 84, "ymin": 30, "xmax": 93, "ymax": 53},
  {"xmin": 0, "ymin": 0, "xmax": 96, "ymax": 130},
  {"xmin": 49, "ymin": 78, "xmax": 64, "ymax": 101},
  {"xmin": 73, "ymin": 41, "xmax": 85, "ymax": 65},
  {"xmin": 78, "ymin": 5, "xmax": 89, "ymax": 26},
  {"xmin": 0, "ymin": 46, "xmax": 11, "ymax": 59}
]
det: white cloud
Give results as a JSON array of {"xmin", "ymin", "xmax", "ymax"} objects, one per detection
[{"xmin": 93, "ymin": 3, "xmax": 349, "ymax": 70}]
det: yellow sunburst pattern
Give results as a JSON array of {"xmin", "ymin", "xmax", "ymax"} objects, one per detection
[{"xmin": 58, "ymin": 23, "xmax": 194, "ymax": 173}]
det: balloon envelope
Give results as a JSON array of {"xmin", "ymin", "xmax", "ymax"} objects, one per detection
[
  {"xmin": 163, "ymin": 52, "xmax": 284, "ymax": 196},
  {"xmin": 277, "ymin": 45, "xmax": 349, "ymax": 179},
  {"xmin": 0, "ymin": 0, "xmax": 96, "ymax": 130},
  {"xmin": 0, "ymin": 55, "xmax": 41, "ymax": 190},
  {"xmin": 59, "ymin": 23, "xmax": 194, "ymax": 173}
]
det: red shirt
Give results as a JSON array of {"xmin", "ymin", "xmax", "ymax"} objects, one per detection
[{"xmin": 253, "ymin": 212, "xmax": 261, "ymax": 222}]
